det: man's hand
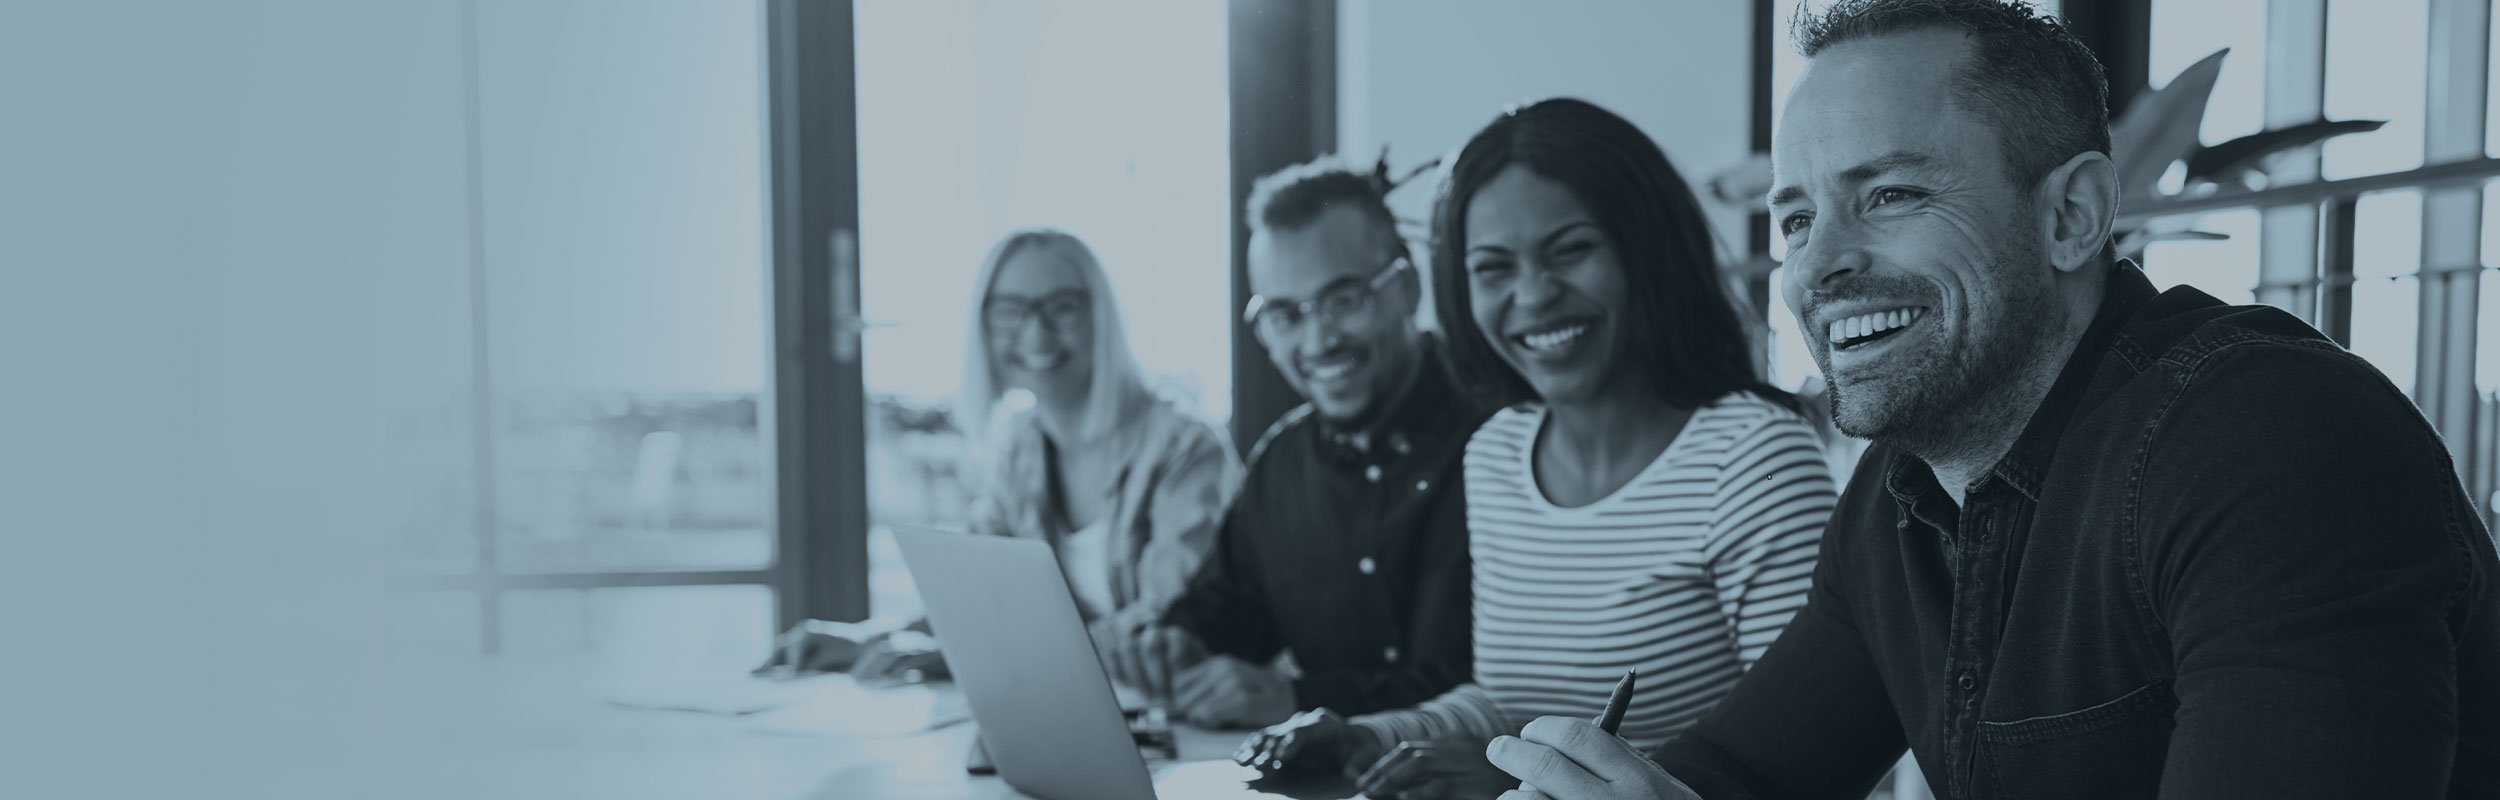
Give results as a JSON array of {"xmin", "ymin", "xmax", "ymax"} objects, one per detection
[
  {"xmin": 1485, "ymin": 716, "xmax": 1700, "ymax": 800},
  {"xmin": 1232, "ymin": 708, "xmax": 1386, "ymax": 777},
  {"xmin": 1171, "ymin": 654, "xmax": 1295, "ymax": 728},
  {"xmin": 1353, "ymin": 735, "xmax": 1518, "ymax": 799}
]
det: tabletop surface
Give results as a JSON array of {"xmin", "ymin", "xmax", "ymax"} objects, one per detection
[{"xmin": 381, "ymin": 654, "xmax": 1361, "ymax": 800}]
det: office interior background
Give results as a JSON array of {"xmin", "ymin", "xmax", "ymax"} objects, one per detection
[{"xmin": 4, "ymin": 0, "xmax": 2495, "ymax": 797}]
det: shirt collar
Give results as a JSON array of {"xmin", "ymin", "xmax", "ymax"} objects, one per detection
[
  {"xmin": 1986, "ymin": 260, "xmax": 2159, "ymax": 499},
  {"xmin": 1883, "ymin": 454, "xmax": 1965, "ymax": 536},
  {"xmin": 1879, "ymin": 260, "xmax": 2159, "ymax": 507},
  {"xmin": 1317, "ymin": 340, "xmax": 1457, "ymax": 465}
]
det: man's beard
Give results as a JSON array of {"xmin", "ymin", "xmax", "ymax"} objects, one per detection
[{"xmin": 1819, "ymin": 235, "xmax": 2061, "ymax": 453}]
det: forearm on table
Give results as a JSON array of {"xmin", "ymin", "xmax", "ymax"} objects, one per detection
[
  {"xmin": 1349, "ymin": 682, "xmax": 1506, "ymax": 745},
  {"xmin": 1292, "ymin": 661, "xmax": 1471, "ymax": 715}
]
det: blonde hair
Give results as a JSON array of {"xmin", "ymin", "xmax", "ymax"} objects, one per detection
[{"xmin": 958, "ymin": 228, "xmax": 1149, "ymax": 448}]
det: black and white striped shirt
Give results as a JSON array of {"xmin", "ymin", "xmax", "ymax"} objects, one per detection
[{"xmin": 1350, "ymin": 393, "xmax": 1836, "ymax": 752}]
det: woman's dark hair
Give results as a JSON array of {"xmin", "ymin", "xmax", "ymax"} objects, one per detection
[{"xmin": 1429, "ymin": 97, "xmax": 1796, "ymax": 413}]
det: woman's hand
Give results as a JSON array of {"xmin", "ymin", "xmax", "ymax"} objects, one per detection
[
  {"xmin": 1353, "ymin": 735, "xmax": 1520, "ymax": 799},
  {"xmin": 851, "ymin": 630, "xmax": 948, "ymax": 686},
  {"xmin": 1099, "ymin": 624, "xmax": 1209, "ymax": 704},
  {"xmin": 1231, "ymin": 708, "xmax": 1385, "ymax": 777},
  {"xmin": 751, "ymin": 621, "xmax": 883, "ymax": 676},
  {"xmin": 1173, "ymin": 655, "xmax": 1296, "ymax": 729}
]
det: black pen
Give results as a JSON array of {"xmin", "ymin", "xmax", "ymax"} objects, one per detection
[{"xmin": 1595, "ymin": 669, "xmax": 1637, "ymax": 735}]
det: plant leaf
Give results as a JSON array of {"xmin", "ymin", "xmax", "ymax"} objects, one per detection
[
  {"xmin": 2111, "ymin": 192, "xmax": 2203, "ymax": 243},
  {"xmin": 2110, "ymin": 48, "xmax": 2228, "ymax": 206},
  {"xmin": 2115, "ymin": 228, "xmax": 2229, "ymax": 259},
  {"xmin": 2183, "ymin": 119, "xmax": 2386, "ymax": 184},
  {"xmin": 1703, "ymin": 153, "xmax": 1775, "ymax": 208}
]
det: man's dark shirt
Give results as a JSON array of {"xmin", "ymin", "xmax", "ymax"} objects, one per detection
[
  {"xmin": 1162, "ymin": 351, "xmax": 1487, "ymax": 714},
  {"xmin": 1656, "ymin": 263, "xmax": 2500, "ymax": 799}
]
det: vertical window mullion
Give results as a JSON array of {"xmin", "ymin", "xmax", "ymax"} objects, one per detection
[
  {"xmin": 2421, "ymin": 0, "xmax": 2490, "ymax": 473},
  {"xmin": 459, "ymin": 0, "xmax": 504, "ymax": 655},
  {"xmin": 2261, "ymin": 0, "xmax": 2329, "ymax": 320}
]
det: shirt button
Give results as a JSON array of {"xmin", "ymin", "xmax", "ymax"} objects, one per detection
[
  {"xmin": 1383, "ymin": 646, "xmax": 1401, "ymax": 663},
  {"xmin": 1897, "ymin": 518, "xmax": 1909, "ymax": 530},
  {"xmin": 1415, "ymin": 479, "xmax": 1430, "ymax": 492},
  {"xmin": 1364, "ymin": 465, "xmax": 1382, "ymax": 482},
  {"xmin": 1358, "ymin": 557, "xmax": 1377, "ymax": 575},
  {"xmin": 1957, "ymin": 672, "xmax": 1977, "ymax": 691}
]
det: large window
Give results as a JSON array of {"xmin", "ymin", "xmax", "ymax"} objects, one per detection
[
  {"xmin": 2141, "ymin": 0, "xmax": 2266, "ymax": 304},
  {"xmin": 2148, "ymin": 0, "xmax": 2495, "ymax": 523},
  {"xmin": 388, "ymin": 0, "xmax": 778, "ymax": 658},
  {"xmin": 2322, "ymin": 0, "xmax": 2432, "ymax": 390},
  {"xmin": 2144, "ymin": 0, "xmax": 2496, "ymax": 525}
]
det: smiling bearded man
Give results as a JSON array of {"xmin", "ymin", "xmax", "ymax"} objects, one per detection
[
  {"xmin": 1806, "ymin": 210, "xmax": 2059, "ymax": 458},
  {"xmin": 1480, "ymin": 1, "xmax": 2500, "ymax": 799}
]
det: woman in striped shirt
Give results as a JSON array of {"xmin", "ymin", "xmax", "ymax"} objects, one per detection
[{"xmin": 1240, "ymin": 98, "xmax": 1837, "ymax": 799}]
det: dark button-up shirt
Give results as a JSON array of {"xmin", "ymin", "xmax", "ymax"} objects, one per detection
[
  {"xmin": 1163, "ymin": 353, "xmax": 1487, "ymax": 714},
  {"xmin": 1656, "ymin": 263, "xmax": 2500, "ymax": 799}
]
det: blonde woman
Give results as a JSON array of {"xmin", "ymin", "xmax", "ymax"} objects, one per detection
[{"xmin": 760, "ymin": 228, "xmax": 1239, "ymax": 682}]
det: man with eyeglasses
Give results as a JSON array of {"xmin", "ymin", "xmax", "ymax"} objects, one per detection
[{"xmin": 1098, "ymin": 156, "xmax": 1488, "ymax": 744}]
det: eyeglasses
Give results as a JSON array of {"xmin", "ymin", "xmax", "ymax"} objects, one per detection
[
  {"xmin": 984, "ymin": 289, "xmax": 1090, "ymax": 334},
  {"xmin": 1242, "ymin": 255, "xmax": 1410, "ymax": 347}
]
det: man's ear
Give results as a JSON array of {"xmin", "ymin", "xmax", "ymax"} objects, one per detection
[
  {"xmin": 2037, "ymin": 150, "xmax": 2120, "ymax": 274},
  {"xmin": 1392, "ymin": 255, "xmax": 1426, "ymax": 311}
]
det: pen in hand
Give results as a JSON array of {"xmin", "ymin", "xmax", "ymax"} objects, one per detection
[
  {"xmin": 1595, "ymin": 668, "xmax": 1637, "ymax": 735},
  {"xmin": 1498, "ymin": 669, "xmax": 1641, "ymax": 796}
]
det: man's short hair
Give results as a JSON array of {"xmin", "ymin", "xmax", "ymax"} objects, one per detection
[
  {"xmin": 1246, "ymin": 156, "xmax": 1402, "ymax": 249},
  {"xmin": 1794, "ymin": 0, "xmax": 2111, "ymax": 190}
]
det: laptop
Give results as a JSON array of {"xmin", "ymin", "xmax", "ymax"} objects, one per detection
[{"xmin": 891, "ymin": 526, "xmax": 1160, "ymax": 800}]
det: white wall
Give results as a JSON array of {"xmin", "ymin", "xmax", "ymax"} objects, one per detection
[
  {"xmin": 4, "ymin": 1, "xmax": 466, "ymax": 796},
  {"xmin": 1339, "ymin": 0, "xmax": 1758, "ymax": 306}
]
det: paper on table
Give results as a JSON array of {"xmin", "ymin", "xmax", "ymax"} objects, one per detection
[
  {"xmin": 605, "ymin": 673, "xmax": 849, "ymax": 716},
  {"xmin": 743, "ymin": 679, "xmax": 973, "ymax": 737}
]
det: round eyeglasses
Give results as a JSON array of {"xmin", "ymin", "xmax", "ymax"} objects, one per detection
[
  {"xmin": 984, "ymin": 289, "xmax": 1089, "ymax": 334},
  {"xmin": 1242, "ymin": 255, "xmax": 1410, "ymax": 348}
]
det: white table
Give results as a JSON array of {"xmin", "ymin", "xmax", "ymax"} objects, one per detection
[
  {"xmin": 832, "ymin": 711, "xmax": 1358, "ymax": 799},
  {"xmin": 382, "ymin": 655, "xmax": 1357, "ymax": 799}
]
